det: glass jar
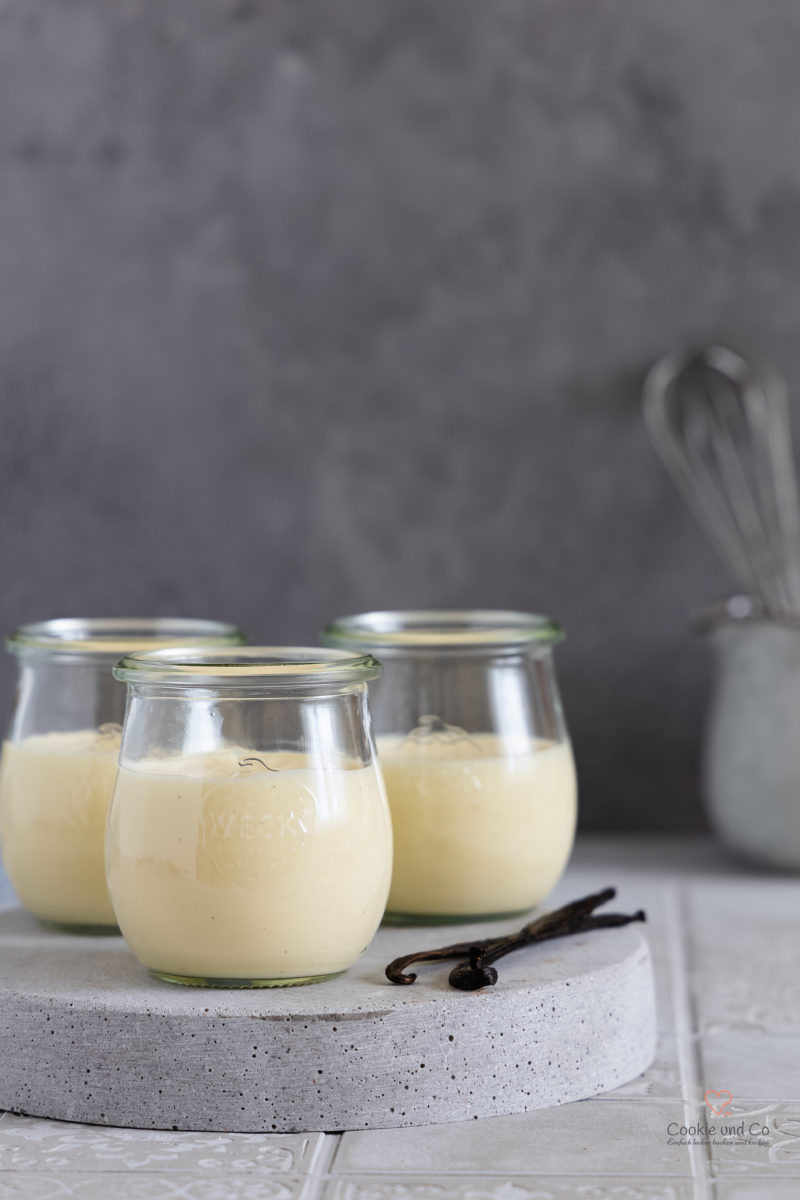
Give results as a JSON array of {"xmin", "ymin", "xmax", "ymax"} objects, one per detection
[
  {"xmin": 700, "ymin": 596, "xmax": 800, "ymax": 869},
  {"xmin": 0, "ymin": 618, "xmax": 245, "ymax": 933},
  {"xmin": 322, "ymin": 610, "xmax": 577, "ymax": 923},
  {"xmin": 106, "ymin": 646, "xmax": 393, "ymax": 987}
]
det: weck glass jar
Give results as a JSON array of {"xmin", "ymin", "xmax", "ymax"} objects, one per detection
[
  {"xmin": 0, "ymin": 618, "xmax": 245, "ymax": 932},
  {"xmin": 106, "ymin": 646, "xmax": 393, "ymax": 987},
  {"xmin": 322, "ymin": 610, "xmax": 578, "ymax": 923}
]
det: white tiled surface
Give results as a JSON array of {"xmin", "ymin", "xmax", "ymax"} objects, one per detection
[
  {"xmin": 1, "ymin": 836, "xmax": 798, "ymax": 1199},
  {"xmin": 321, "ymin": 1180, "xmax": 696, "ymax": 1199},
  {"xmin": 0, "ymin": 1114, "xmax": 323, "ymax": 1173}
]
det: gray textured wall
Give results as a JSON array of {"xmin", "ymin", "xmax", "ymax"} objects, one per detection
[{"xmin": 3, "ymin": 0, "xmax": 800, "ymax": 830}]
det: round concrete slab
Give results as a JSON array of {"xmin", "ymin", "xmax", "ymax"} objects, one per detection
[{"xmin": 0, "ymin": 906, "xmax": 656, "ymax": 1132}]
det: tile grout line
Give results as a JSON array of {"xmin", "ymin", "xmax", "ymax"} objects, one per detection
[
  {"xmin": 664, "ymin": 880, "xmax": 712, "ymax": 1200},
  {"xmin": 675, "ymin": 882, "xmax": 718, "ymax": 1194},
  {"xmin": 303, "ymin": 1132, "xmax": 341, "ymax": 1199}
]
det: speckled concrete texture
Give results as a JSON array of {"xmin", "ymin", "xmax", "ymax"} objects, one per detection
[
  {"xmin": 2, "ymin": 2, "xmax": 800, "ymax": 831},
  {"xmin": 0, "ymin": 907, "xmax": 655, "ymax": 1132}
]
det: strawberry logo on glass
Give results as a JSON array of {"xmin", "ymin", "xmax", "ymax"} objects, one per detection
[{"xmin": 704, "ymin": 1089, "xmax": 733, "ymax": 1116}]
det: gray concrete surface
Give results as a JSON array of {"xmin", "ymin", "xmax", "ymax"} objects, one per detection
[
  {"xmin": 0, "ymin": 906, "xmax": 655, "ymax": 1131},
  {"xmin": 3, "ymin": 1, "xmax": 800, "ymax": 829}
]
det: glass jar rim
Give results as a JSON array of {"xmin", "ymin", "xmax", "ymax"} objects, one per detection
[
  {"xmin": 6, "ymin": 618, "xmax": 246, "ymax": 658},
  {"xmin": 113, "ymin": 645, "xmax": 382, "ymax": 687},
  {"xmin": 322, "ymin": 609, "xmax": 564, "ymax": 653}
]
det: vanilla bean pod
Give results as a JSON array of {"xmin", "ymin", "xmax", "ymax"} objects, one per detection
[{"xmin": 385, "ymin": 887, "xmax": 646, "ymax": 990}]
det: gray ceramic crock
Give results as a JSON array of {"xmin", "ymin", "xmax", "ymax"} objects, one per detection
[{"xmin": 703, "ymin": 596, "xmax": 800, "ymax": 869}]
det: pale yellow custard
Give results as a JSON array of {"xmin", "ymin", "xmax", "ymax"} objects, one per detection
[
  {"xmin": 0, "ymin": 728, "xmax": 121, "ymax": 927},
  {"xmin": 106, "ymin": 749, "xmax": 392, "ymax": 983},
  {"xmin": 377, "ymin": 732, "xmax": 577, "ymax": 918}
]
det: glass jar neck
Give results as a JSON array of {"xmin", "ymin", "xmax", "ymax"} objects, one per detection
[
  {"xmin": 6, "ymin": 618, "xmax": 246, "ymax": 662},
  {"xmin": 113, "ymin": 646, "xmax": 382, "ymax": 696},
  {"xmin": 123, "ymin": 679, "xmax": 374, "ymax": 702},
  {"xmin": 322, "ymin": 609, "xmax": 564, "ymax": 659}
]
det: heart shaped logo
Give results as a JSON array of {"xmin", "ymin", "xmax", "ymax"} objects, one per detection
[{"xmin": 704, "ymin": 1089, "xmax": 733, "ymax": 1116}]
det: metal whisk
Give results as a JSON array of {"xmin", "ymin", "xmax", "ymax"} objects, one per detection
[{"xmin": 642, "ymin": 344, "xmax": 800, "ymax": 618}]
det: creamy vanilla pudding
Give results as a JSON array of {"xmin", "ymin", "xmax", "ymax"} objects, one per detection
[
  {"xmin": 322, "ymin": 610, "xmax": 578, "ymax": 922},
  {"xmin": 378, "ymin": 732, "xmax": 577, "ymax": 918},
  {"xmin": 0, "ymin": 727, "xmax": 121, "ymax": 928},
  {"xmin": 1, "ymin": 618, "xmax": 246, "ymax": 930},
  {"xmin": 107, "ymin": 748, "xmax": 393, "ymax": 984}
]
